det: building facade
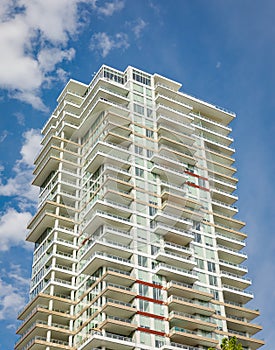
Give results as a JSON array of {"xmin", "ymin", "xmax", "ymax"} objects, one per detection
[{"xmin": 16, "ymin": 65, "xmax": 264, "ymax": 350}]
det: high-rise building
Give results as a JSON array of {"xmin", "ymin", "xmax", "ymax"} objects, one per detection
[{"xmin": 16, "ymin": 65, "xmax": 264, "ymax": 350}]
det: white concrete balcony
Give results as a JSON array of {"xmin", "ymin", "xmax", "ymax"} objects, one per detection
[
  {"xmin": 78, "ymin": 251, "xmax": 134, "ymax": 276},
  {"xmin": 157, "ymin": 144, "xmax": 196, "ymax": 166},
  {"xmin": 152, "ymin": 221, "xmax": 193, "ymax": 246},
  {"xmin": 17, "ymin": 291, "xmax": 72, "ymax": 322},
  {"xmin": 160, "ymin": 342, "xmax": 203, "ymax": 350},
  {"xmin": 217, "ymin": 244, "xmax": 247, "ymax": 264},
  {"xmin": 218, "ymin": 329, "xmax": 265, "ymax": 350},
  {"xmin": 169, "ymin": 326, "xmax": 218, "ymax": 348},
  {"xmin": 101, "ymin": 176, "xmax": 133, "ymax": 201},
  {"xmin": 34, "ymin": 135, "xmax": 78, "ymax": 166},
  {"xmin": 78, "ymin": 104, "xmax": 130, "ymax": 138},
  {"xmin": 42, "ymin": 277, "xmax": 77, "ymax": 294},
  {"xmin": 102, "ymin": 268, "xmax": 135, "ymax": 287},
  {"xmin": 220, "ymin": 270, "xmax": 251, "ymax": 290},
  {"xmin": 222, "ymin": 284, "xmax": 254, "ymax": 304},
  {"xmin": 100, "ymin": 282, "xmax": 136, "ymax": 303},
  {"xmin": 163, "ymin": 241, "xmax": 193, "ymax": 257},
  {"xmin": 153, "ymin": 211, "xmax": 193, "ymax": 231},
  {"xmin": 214, "ymin": 222, "xmax": 247, "ymax": 242},
  {"xmin": 161, "ymin": 180, "xmax": 187, "ymax": 196},
  {"xmin": 209, "ymin": 173, "xmax": 237, "ymax": 193},
  {"xmin": 156, "ymin": 103, "xmax": 193, "ymax": 125},
  {"xmin": 83, "ymin": 97, "xmax": 130, "ymax": 121},
  {"xmin": 16, "ymin": 335, "xmax": 73, "ymax": 350},
  {"xmin": 158, "ymin": 134, "xmax": 195, "ymax": 155},
  {"xmin": 200, "ymin": 134, "xmax": 235, "ymax": 156},
  {"xmin": 85, "ymin": 140, "xmax": 130, "ymax": 165},
  {"xmin": 208, "ymin": 160, "xmax": 236, "ymax": 177},
  {"xmin": 99, "ymin": 315, "xmax": 138, "ymax": 336},
  {"xmin": 33, "ymin": 155, "xmax": 60, "ymax": 187},
  {"xmin": 169, "ymin": 311, "xmax": 216, "ymax": 331},
  {"xmin": 93, "ymin": 85, "xmax": 129, "ymax": 104},
  {"xmin": 82, "ymin": 199, "xmax": 132, "ymax": 228},
  {"xmin": 168, "ymin": 295, "xmax": 214, "ymax": 316},
  {"xmin": 26, "ymin": 202, "xmax": 76, "ymax": 243},
  {"xmin": 151, "ymin": 151, "xmax": 189, "ymax": 172},
  {"xmin": 167, "ymin": 280, "xmax": 213, "ymax": 302},
  {"xmin": 58, "ymin": 83, "xmax": 85, "ymax": 106},
  {"xmin": 206, "ymin": 148, "xmax": 235, "ymax": 167},
  {"xmin": 15, "ymin": 321, "xmax": 48, "ymax": 350},
  {"xmin": 161, "ymin": 201, "xmax": 203, "ymax": 222},
  {"xmin": 79, "ymin": 238, "xmax": 133, "ymax": 261},
  {"xmin": 213, "ymin": 211, "xmax": 245, "ymax": 231},
  {"xmin": 17, "ymin": 303, "xmax": 49, "ymax": 325},
  {"xmin": 225, "ymin": 314, "xmax": 262, "ymax": 336},
  {"xmin": 82, "ymin": 210, "xmax": 133, "ymax": 234},
  {"xmin": 151, "ymin": 162, "xmax": 188, "ymax": 186},
  {"xmin": 154, "ymin": 75, "xmax": 181, "ymax": 91},
  {"xmin": 156, "ymin": 93, "xmax": 193, "ymax": 115},
  {"xmin": 16, "ymin": 314, "xmax": 49, "ymax": 338},
  {"xmin": 153, "ymin": 263, "xmax": 198, "ymax": 284},
  {"xmin": 211, "ymin": 199, "xmax": 238, "ymax": 217},
  {"xmin": 194, "ymin": 123, "xmax": 233, "ymax": 147},
  {"xmin": 223, "ymin": 301, "xmax": 260, "ymax": 322},
  {"xmin": 81, "ymin": 226, "xmax": 132, "ymax": 254},
  {"xmin": 211, "ymin": 187, "xmax": 238, "ymax": 205},
  {"xmin": 157, "ymin": 115, "xmax": 195, "ymax": 142},
  {"xmin": 192, "ymin": 111, "xmax": 232, "ymax": 136},
  {"xmin": 85, "ymin": 150, "xmax": 131, "ymax": 174},
  {"xmin": 104, "ymin": 110, "xmax": 131, "ymax": 127},
  {"xmin": 161, "ymin": 188, "xmax": 189, "ymax": 209},
  {"xmin": 153, "ymin": 250, "xmax": 196, "ymax": 270},
  {"xmin": 219, "ymin": 259, "xmax": 248, "ymax": 276},
  {"xmin": 103, "ymin": 120, "xmax": 131, "ymax": 140},
  {"xmin": 78, "ymin": 85, "xmax": 129, "ymax": 123},
  {"xmin": 102, "ymin": 298, "xmax": 136, "ymax": 318},
  {"xmin": 87, "ymin": 77, "xmax": 129, "ymax": 100},
  {"xmin": 78, "ymin": 330, "xmax": 135, "ymax": 350}
]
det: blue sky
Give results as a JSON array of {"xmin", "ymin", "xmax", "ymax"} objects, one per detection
[{"xmin": 0, "ymin": 0, "xmax": 274, "ymax": 348}]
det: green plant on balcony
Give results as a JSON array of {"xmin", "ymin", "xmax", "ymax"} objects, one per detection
[{"xmin": 208, "ymin": 336, "xmax": 243, "ymax": 350}]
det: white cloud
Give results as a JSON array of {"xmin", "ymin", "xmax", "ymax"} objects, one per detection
[
  {"xmin": 0, "ymin": 0, "xmax": 94, "ymax": 110},
  {"xmin": 90, "ymin": 31, "xmax": 129, "ymax": 57},
  {"xmin": 14, "ymin": 112, "xmax": 25, "ymax": 126},
  {"xmin": 20, "ymin": 129, "xmax": 42, "ymax": 166},
  {"xmin": 0, "ymin": 264, "xmax": 30, "ymax": 320},
  {"xmin": 93, "ymin": 0, "xmax": 125, "ymax": 16},
  {"xmin": 0, "ymin": 129, "xmax": 42, "ymax": 206},
  {"xmin": 0, "ymin": 281, "xmax": 26, "ymax": 320},
  {"xmin": 38, "ymin": 47, "xmax": 75, "ymax": 74},
  {"xmin": 0, "ymin": 208, "xmax": 32, "ymax": 251},
  {"xmin": 0, "ymin": 0, "xmax": 126, "ymax": 109},
  {"xmin": 216, "ymin": 61, "xmax": 221, "ymax": 69},
  {"xmin": 131, "ymin": 18, "xmax": 147, "ymax": 38}
]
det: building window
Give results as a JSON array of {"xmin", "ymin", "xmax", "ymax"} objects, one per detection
[
  {"xmin": 133, "ymin": 70, "xmax": 151, "ymax": 86},
  {"xmin": 139, "ymin": 300, "xmax": 149, "ymax": 312},
  {"xmin": 135, "ymin": 145, "xmax": 143, "ymax": 155},
  {"xmin": 146, "ymin": 108, "xmax": 153, "ymax": 119},
  {"xmin": 194, "ymin": 232, "xmax": 202, "ymax": 243},
  {"xmin": 209, "ymin": 275, "xmax": 218, "ymax": 286},
  {"xmin": 139, "ymin": 284, "xmax": 149, "ymax": 296},
  {"xmin": 136, "ymin": 167, "xmax": 144, "ymax": 177},
  {"xmin": 207, "ymin": 261, "xmax": 216, "ymax": 272},
  {"xmin": 138, "ymin": 255, "xmax": 148, "ymax": 267},
  {"xmin": 134, "ymin": 103, "xmax": 145, "ymax": 115},
  {"xmin": 196, "ymin": 258, "xmax": 204, "ymax": 269},
  {"xmin": 146, "ymin": 129, "xmax": 154, "ymax": 138}
]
